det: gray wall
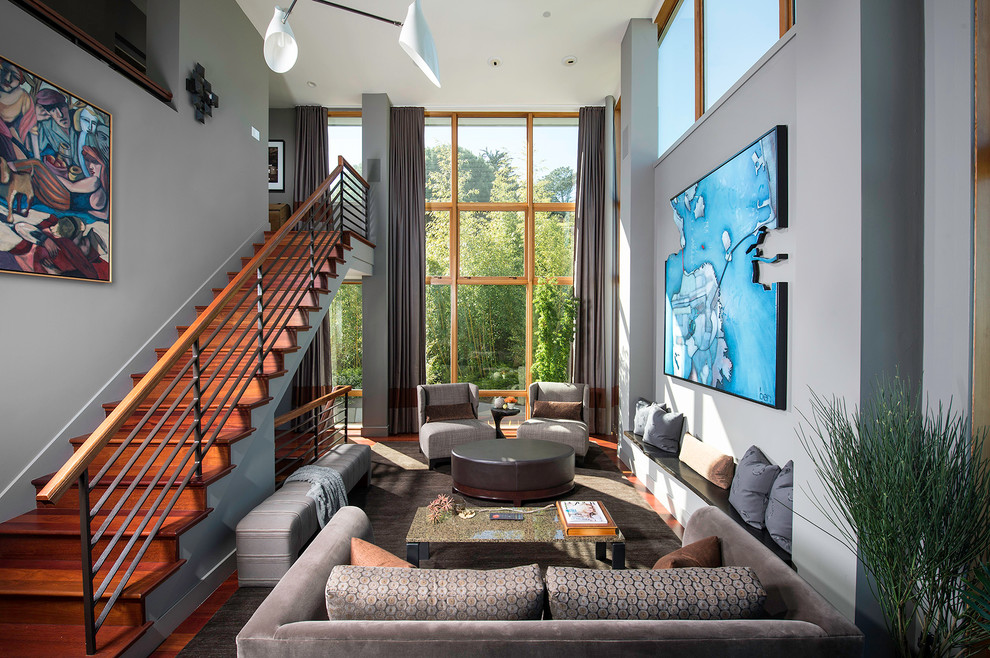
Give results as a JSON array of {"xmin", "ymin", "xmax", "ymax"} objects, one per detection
[
  {"xmin": 651, "ymin": 3, "xmax": 863, "ymax": 621},
  {"xmin": 0, "ymin": 0, "xmax": 269, "ymax": 519},
  {"xmin": 268, "ymin": 108, "xmax": 296, "ymax": 207},
  {"xmin": 922, "ymin": 0, "xmax": 975, "ymax": 409},
  {"xmin": 617, "ymin": 19, "xmax": 658, "ymax": 432},
  {"xmin": 360, "ymin": 93, "xmax": 391, "ymax": 437},
  {"xmin": 858, "ymin": 0, "xmax": 925, "ymax": 652}
]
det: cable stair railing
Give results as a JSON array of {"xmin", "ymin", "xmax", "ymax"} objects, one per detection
[{"xmin": 21, "ymin": 157, "xmax": 369, "ymax": 655}]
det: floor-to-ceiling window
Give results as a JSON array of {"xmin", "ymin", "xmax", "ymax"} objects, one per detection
[
  {"xmin": 328, "ymin": 111, "xmax": 362, "ymax": 421},
  {"xmin": 424, "ymin": 113, "xmax": 579, "ymax": 419}
]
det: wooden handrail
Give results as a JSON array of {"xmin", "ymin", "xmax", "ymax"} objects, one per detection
[
  {"xmin": 274, "ymin": 386, "xmax": 352, "ymax": 426},
  {"xmin": 37, "ymin": 162, "xmax": 366, "ymax": 504}
]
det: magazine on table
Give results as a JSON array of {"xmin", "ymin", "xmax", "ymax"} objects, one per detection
[{"xmin": 555, "ymin": 501, "xmax": 618, "ymax": 536}]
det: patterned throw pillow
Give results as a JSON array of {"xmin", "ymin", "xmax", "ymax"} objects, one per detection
[
  {"xmin": 350, "ymin": 537, "xmax": 414, "ymax": 568},
  {"xmin": 533, "ymin": 400, "xmax": 583, "ymax": 421},
  {"xmin": 728, "ymin": 445, "xmax": 781, "ymax": 529},
  {"xmin": 652, "ymin": 535, "xmax": 721, "ymax": 570},
  {"xmin": 545, "ymin": 566, "xmax": 765, "ymax": 621},
  {"xmin": 326, "ymin": 563, "xmax": 544, "ymax": 621},
  {"xmin": 424, "ymin": 402, "xmax": 475, "ymax": 423}
]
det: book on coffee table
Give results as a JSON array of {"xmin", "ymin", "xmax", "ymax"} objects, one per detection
[{"xmin": 555, "ymin": 501, "xmax": 619, "ymax": 536}]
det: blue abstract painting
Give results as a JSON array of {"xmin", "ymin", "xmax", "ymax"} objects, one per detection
[{"xmin": 664, "ymin": 126, "xmax": 787, "ymax": 409}]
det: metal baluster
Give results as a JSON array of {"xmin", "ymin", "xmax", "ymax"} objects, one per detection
[
  {"xmin": 308, "ymin": 209, "xmax": 316, "ymax": 292},
  {"xmin": 191, "ymin": 339, "xmax": 204, "ymax": 479},
  {"xmin": 313, "ymin": 407, "xmax": 320, "ymax": 463},
  {"xmin": 256, "ymin": 266, "xmax": 265, "ymax": 375},
  {"xmin": 344, "ymin": 393, "xmax": 349, "ymax": 443},
  {"xmin": 79, "ymin": 469, "xmax": 97, "ymax": 655}
]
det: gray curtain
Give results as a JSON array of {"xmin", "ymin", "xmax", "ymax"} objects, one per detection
[
  {"xmin": 293, "ymin": 105, "xmax": 329, "ymax": 208},
  {"xmin": 571, "ymin": 106, "xmax": 608, "ymax": 434},
  {"xmin": 292, "ymin": 105, "xmax": 332, "ymax": 407},
  {"xmin": 387, "ymin": 107, "xmax": 427, "ymax": 433}
]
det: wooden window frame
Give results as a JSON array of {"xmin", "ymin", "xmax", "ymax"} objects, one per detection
[
  {"xmin": 655, "ymin": 0, "xmax": 795, "ymax": 121},
  {"xmin": 424, "ymin": 112, "xmax": 579, "ymax": 405}
]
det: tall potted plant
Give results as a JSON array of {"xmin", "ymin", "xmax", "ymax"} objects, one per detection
[{"xmin": 800, "ymin": 375, "xmax": 990, "ymax": 657}]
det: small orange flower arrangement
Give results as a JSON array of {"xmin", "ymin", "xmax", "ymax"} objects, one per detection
[{"xmin": 505, "ymin": 396, "xmax": 518, "ymax": 405}]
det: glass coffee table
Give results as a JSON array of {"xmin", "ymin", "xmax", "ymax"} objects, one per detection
[{"xmin": 405, "ymin": 504, "xmax": 625, "ymax": 569}]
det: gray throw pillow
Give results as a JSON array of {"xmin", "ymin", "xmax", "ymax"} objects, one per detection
[
  {"xmin": 764, "ymin": 460, "xmax": 793, "ymax": 553},
  {"xmin": 728, "ymin": 445, "xmax": 781, "ymax": 529},
  {"xmin": 643, "ymin": 408, "xmax": 684, "ymax": 453},
  {"xmin": 634, "ymin": 399, "xmax": 670, "ymax": 435}
]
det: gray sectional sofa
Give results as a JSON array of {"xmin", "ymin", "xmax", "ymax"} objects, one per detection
[{"xmin": 236, "ymin": 505, "xmax": 863, "ymax": 657}]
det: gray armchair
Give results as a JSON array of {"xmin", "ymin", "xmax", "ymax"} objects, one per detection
[
  {"xmin": 515, "ymin": 382, "xmax": 590, "ymax": 461},
  {"xmin": 417, "ymin": 383, "xmax": 495, "ymax": 469}
]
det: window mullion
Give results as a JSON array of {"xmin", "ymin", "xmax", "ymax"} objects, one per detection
[
  {"xmin": 450, "ymin": 114, "xmax": 459, "ymax": 384},
  {"xmin": 695, "ymin": 0, "xmax": 705, "ymax": 119}
]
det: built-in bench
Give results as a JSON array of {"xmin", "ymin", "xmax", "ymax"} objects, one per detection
[
  {"xmin": 236, "ymin": 442, "xmax": 372, "ymax": 586},
  {"xmin": 619, "ymin": 431, "xmax": 793, "ymax": 567}
]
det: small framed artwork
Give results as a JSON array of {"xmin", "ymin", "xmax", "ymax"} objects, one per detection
[{"xmin": 268, "ymin": 140, "xmax": 284, "ymax": 192}]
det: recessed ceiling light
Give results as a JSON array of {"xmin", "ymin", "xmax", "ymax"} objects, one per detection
[
  {"xmin": 543, "ymin": 11, "xmax": 551, "ymax": 18},
  {"xmin": 488, "ymin": 58, "xmax": 502, "ymax": 68},
  {"xmin": 306, "ymin": 80, "xmax": 317, "ymax": 87},
  {"xmin": 562, "ymin": 56, "xmax": 577, "ymax": 66}
]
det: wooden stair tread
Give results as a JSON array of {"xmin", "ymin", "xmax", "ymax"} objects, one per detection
[
  {"xmin": 0, "ymin": 621, "xmax": 152, "ymax": 657},
  {"xmin": 32, "ymin": 464, "xmax": 234, "ymax": 491},
  {"xmin": 0, "ymin": 558, "xmax": 184, "ymax": 599},
  {"xmin": 68, "ymin": 426, "xmax": 253, "ymax": 449},
  {"xmin": 0, "ymin": 508, "xmax": 210, "ymax": 539},
  {"xmin": 102, "ymin": 393, "xmax": 272, "ymax": 412}
]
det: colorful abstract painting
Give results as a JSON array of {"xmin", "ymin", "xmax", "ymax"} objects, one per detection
[
  {"xmin": 0, "ymin": 56, "xmax": 111, "ymax": 281},
  {"xmin": 664, "ymin": 126, "xmax": 787, "ymax": 409}
]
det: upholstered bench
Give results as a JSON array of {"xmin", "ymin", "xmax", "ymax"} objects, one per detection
[{"xmin": 236, "ymin": 442, "xmax": 372, "ymax": 586}]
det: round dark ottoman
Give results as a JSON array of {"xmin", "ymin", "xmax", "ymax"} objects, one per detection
[{"xmin": 451, "ymin": 439, "xmax": 575, "ymax": 506}]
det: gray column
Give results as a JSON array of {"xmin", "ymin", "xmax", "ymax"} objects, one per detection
[
  {"xmin": 618, "ymin": 19, "xmax": 659, "ymax": 431},
  {"xmin": 361, "ymin": 93, "xmax": 392, "ymax": 437}
]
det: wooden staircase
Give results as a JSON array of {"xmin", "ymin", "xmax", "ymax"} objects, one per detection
[{"xmin": 0, "ymin": 161, "xmax": 369, "ymax": 656}]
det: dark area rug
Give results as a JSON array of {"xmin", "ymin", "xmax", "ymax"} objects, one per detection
[
  {"xmin": 347, "ymin": 440, "xmax": 681, "ymax": 570},
  {"xmin": 178, "ymin": 439, "xmax": 680, "ymax": 655}
]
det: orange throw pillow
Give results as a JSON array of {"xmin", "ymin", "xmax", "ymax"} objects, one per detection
[
  {"xmin": 652, "ymin": 535, "xmax": 721, "ymax": 570},
  {"xmin": 350, "ymin": 537, "xmax": 415, "ymax": 568}
]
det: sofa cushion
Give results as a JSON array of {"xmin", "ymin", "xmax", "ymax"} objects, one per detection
[
  {"xmin": 643, "ymin": 407, "xmax": 684, "ymax": 452},
  {"xmin": 545, "ymin": 566, "xmax": 766, "ymax": 620},
  {"xmin": 313, "ymin": 442, "xmax": 372, "ymax": 492},
  {"xmin": 425, "ymin": 402, "xmax": 475, "ymax": 423},
  {"xmin": 634, "ymin": 399, "xmax": 670, "ymax": 435},
  {"xmin": 765, "ymin": 460, "xmax": 794, "ymax": 554},
  {"xmin": 533, "ymin": 400, "xmax": 582, "ymax": 421},
  {"xmin": 729, "ymin": 445, "xmax": 781, "ymax": 529},
  {"xmin": 652, "ymin": 535, "xmax": 721, "ymax": 570},
  {"xmin": 419, "ymin": 419, "xmax": 496, "ymax": 459},
  {"xmin": 350, "ymin": 538, "xmax": 414, "ymax": 568},
  {"xmin": 325, "ymin": 563, "xmax": 544, "ymax": 621},
  {"xmin": 678, "ymin": 433, "xmax": 736, "ymax": 489}
]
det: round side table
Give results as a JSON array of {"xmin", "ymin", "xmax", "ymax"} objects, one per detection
[{"xmin": 490, "ymin": 407, "xmax": 520, "ymax": 439}]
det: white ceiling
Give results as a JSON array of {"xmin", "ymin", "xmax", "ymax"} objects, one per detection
[{"xmin": 234, "ymin": 0, "xmax": 661, "ymax": 109}]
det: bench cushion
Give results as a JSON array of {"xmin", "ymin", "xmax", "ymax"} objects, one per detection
[
  {"xmin": 313, "ymin": 443, "xmax": 372, "ymax": 492},
  {"xmin": 237, "ymin": 443, "xmax": 372, "ymax": 586},
  {"xmin": 236, "ymin": 482, "xmax": 319, "ymax": 586}
]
